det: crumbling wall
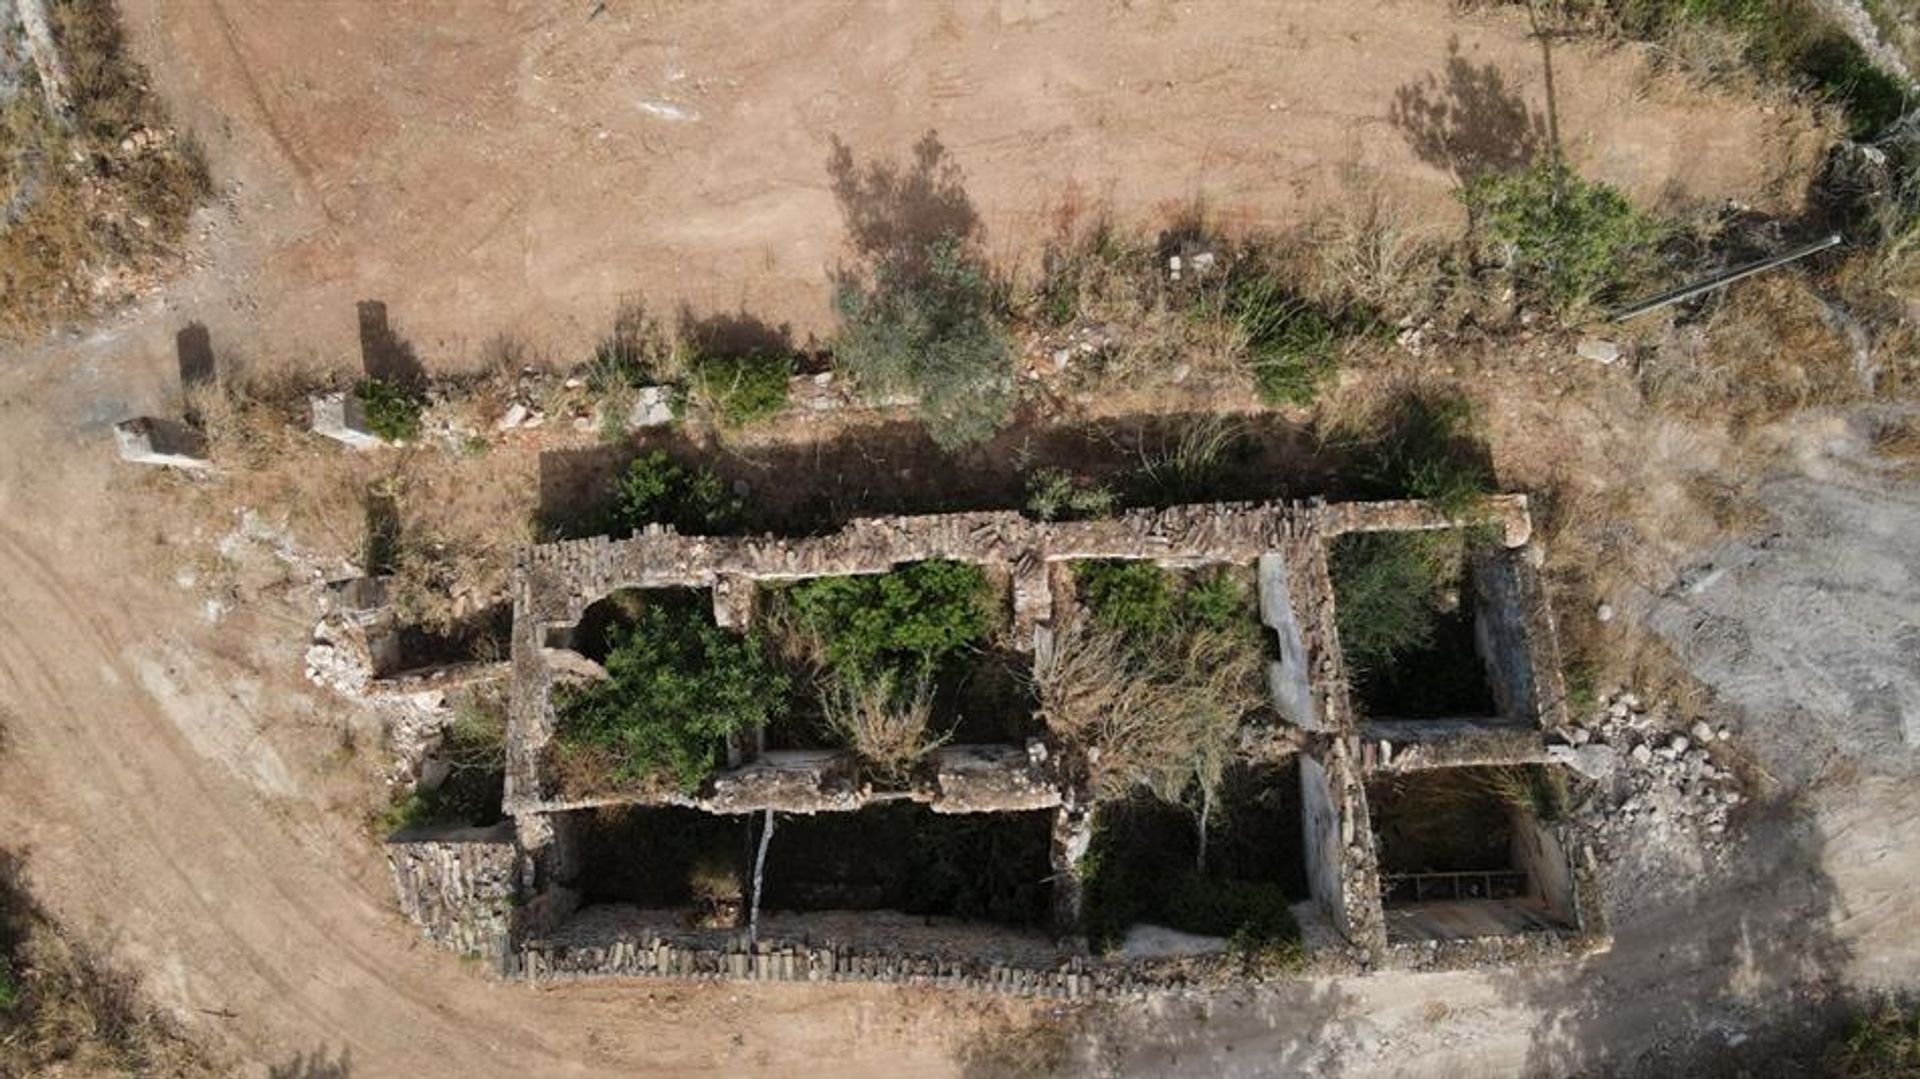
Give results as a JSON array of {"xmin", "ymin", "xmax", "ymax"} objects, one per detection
[
  {"xmin": 1299, "ymin": 743, "xmax": 1387, "ymax": 954},
  {"xmin": 1359, "ymin": 720, "xmax": 1550, "ymax": 772},
  {"xmin": 386, "ymin": 824, "xmax": 518, "ymax": 959}
]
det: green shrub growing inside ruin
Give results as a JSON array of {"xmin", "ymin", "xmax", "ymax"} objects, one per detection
[
  {"xmin": 555, "ymin": 599, "xmax": 789, "ymax": 793},
  {"xmin": 1460, "ymin": 161, "xmax": 1670, "ymax": 317},
  {"xmin": 1075, "ymin": 560, "xmax": 1176, "ymax": 638},
  {"xmin": 610, "ymin": 451, "xmax": 741, "ymax": 536},
  {"xmin": 355, "ymin": 377, "xmax": 424, "ymax": 442},
  {"xmin": 1356, "ymin": 388, "xmax": 1495, "ymax": 518},
  {"xmin": 1327, "ymin": 530, "xmax": 1462, "ymax": 679},
  {"xmin": 779, "ymin": 560, "xmax": 993, "ymax": 686},
  {"xmin": 834, "ymin": 236, "xmax": 1014, "ymax": 450}
]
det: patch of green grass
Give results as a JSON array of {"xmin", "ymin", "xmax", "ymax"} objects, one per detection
[
  {"xmin": 687, "ymin": 350, "xmax": 791, "ymax": 427},
  {"xmin": 354, "ymin": 377, "xmax": 424, "ymax": 442},
  {"xmin": 1828, "ymin": 1000, "xmax": 1920, "ymax": 1077},
  {"xmin": 0, "ymin": 960, "xmax": 18, "ymax": 1013},
  {"xmin": 1461, "ymin": 161, "xmax": 1672, "ymax": 317},
  {"xmin": 1356, "ymin": 388, "xmax": 1496, "ymax": 518},
  {"xmin": 555, "ymin": 596, "xmax": 789, "ymax": 793},
  {"xmin": 778, "ymin": 560, "xmax": 993, "ymax": 686}
]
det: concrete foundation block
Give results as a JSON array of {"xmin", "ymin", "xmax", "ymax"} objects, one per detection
[
  {"xmin": 113, "ymin": 417, "xmax": 210, "ymax": 469},
  {"xmin": 310, "ymin": 390, "xmax": 385, "ymax": 448}
]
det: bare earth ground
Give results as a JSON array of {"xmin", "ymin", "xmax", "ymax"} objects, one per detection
[{"xmin": 1, "ymin": 1, "xmax": 1916, "ymax": 1076}]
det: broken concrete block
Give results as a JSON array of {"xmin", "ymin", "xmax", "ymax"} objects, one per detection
[
  {"xmin": 1547, "ymin": 743, "xmax": 1619, "ymax": 781},
  {"xmin": 113, "ymin": 417, "xmax": 210, "ymax": 470},
  {"xmin": 626, "ymin": 386, "xmax": 675, "ymax": 428},
  {"xmin": 310, "ymin": 390, "xmax": 384, "ymax": 449},
  {"xmin": 1577, "ymin": 338, "xmax": 1622, "ymax": 365}
]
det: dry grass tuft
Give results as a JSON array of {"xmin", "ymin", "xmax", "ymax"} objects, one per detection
[
  {"xmin": 1639, "ymin": 276, "xmax": 1864, "ymax": 428},
  {"xmin": 819, "ymin": 673, "xmax": 948, "ymax": 783}
]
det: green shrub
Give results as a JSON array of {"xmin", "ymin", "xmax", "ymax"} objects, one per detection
[
  {"xmin": 834, "ymin": 236, "xmax": 1014, "ymax": 450},
  {"xmin": 780, "ymin": 560, "xmax": 992, "ymax": 685},
  {"xmin": 1211, "ymin": 269, "xmax": 1341, "ymax": 406},
  {"xmin": 688, "ymin": 350, "xmax": 791, "ymax": 427},
  {"xmin": 1075, "ymin": 560, "xmax": 1175, "ymax": 638},
  {"xmin": 1023, "ymin": 467, "xmax": 1116, "ymax": 522},
  {"xmin": 0, "ymin": 960, "xmax": 17, "ymax": 1012},
  {"xmin": 354, "ymin": 377, "xmax": 424, "ymax": 442},
  {"xmin": 1329, "ymin": 531, "xmax": 1462, "ymax": 678},
  {"xmin": 555, "ymin": 599, "xmax": 789, "ymax": 792},
  {"xmin": 1076, "ymin": 561, "xmax": 1250, "ymax": 641},
  {"xmin": 1460, "ymin": 161, "xmax": 1671, "ymax": 316},
  {"xmin": 611, "ymin": 451, "xmax": 741, "ymax": 535}
]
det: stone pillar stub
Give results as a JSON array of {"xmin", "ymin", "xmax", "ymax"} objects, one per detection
[{"xmin": 310, "ymin": 390, "xmax": 385, "ymax": 449}]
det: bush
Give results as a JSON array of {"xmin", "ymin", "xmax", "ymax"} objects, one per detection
[
  {"xmin": 610, "ymin": 451, "xmax": 741, "ymax": 535},
  {"xmin": 354, "ymin": 377, "xmax": 424, "ymax": 442},
  {"xmin": 687, "ymin": 350, "xmax": 791, "ymax": 427},
  {"xmin": 834, "ymin": 236, "xmax": 1014, "ymax": 450},
  {"xmin": 1075, "ymin": 560, "xmax": 1175, "ymax": 637},
  {"xmin": 779, "ymin": 560, "xmax": 992, "ymax": 685},
  {"xmin": 819, "ymin": 673, "xmax": 947, "ymax": 783},
  {"xmin": 1206, "ymin": 265, "xmax": 1361, "ymax": 406},
  {"xmin": 555, "ymin": 598, "xmax": 788, "ymax": 792},
  {"xmin": 1460, "ymin": 161, "xmax": 1670, "ymax": 316}
]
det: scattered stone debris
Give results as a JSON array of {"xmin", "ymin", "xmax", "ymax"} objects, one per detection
[{"xmin": 1558, "ymin": 691, "xmax": 1743, "ymax": 859}]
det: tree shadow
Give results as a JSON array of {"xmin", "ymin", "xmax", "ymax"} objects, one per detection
[
  {"xmin": 676, "ymin": 304, "xmax": 798, "ymax": 362},
  {"xmin": 357, "ymin": 300, "xmax": 426, "ymax": 392},
  {"xmin": 826, "ymin": 130, "xmax": 980, "ymax": 270},
  {"xmin": 1390, "ymin": 36, "xmax": 1547, "ymax": 183},
  {"xmin": 268, "ymin": 1046, "xmax": 353, "ymax": 1078},
  {"xmin": 1494, "ymin": 794, "xmax": 1854, "ymax": 1076}
]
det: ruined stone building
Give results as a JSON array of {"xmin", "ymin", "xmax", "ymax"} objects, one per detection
[{"xmin": 363, "ymin": 494, "xmax": 1606, "ymax": 996}]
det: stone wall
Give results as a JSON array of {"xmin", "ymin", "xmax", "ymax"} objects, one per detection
[{"xmin": 386, "ymin": 824, "xmax": 518, "ymax": 960}]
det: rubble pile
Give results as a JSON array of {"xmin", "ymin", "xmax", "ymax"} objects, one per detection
[{"xmin": 1554, "ymin": 691, "xmax": 1744, "ymax": 857}]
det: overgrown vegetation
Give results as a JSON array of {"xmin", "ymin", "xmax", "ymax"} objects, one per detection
[
  {"xmin": 1460, "ymin": 160, "xmax": 1673, "ymax": 317},
  {"xmin": 1328, "ymin": 531, "xmax": 1466, "ymax": 680},
  {"xmin": 553, "ymin": 595, "xmax": 788, "ymax": 793},
  {"xmin": 1079, "ymin": 780, "xmax": 1305, "ymax": 961},
  {"xmin": 775, "ymin": 560, "xmax": 994, "ymax": 688},
  {"xmin": 610, "ymin": 450, "xmax": 741, "ymax": 536},
  {"xmin": 354, "ymin": 377, "xmax": 425, "ymax": 442},
  {"xmin": 1605, "ymin": 0, "xmax": 1915, "ymax": 137},
  {"xmin": 1352, "ymin": 388, "xmax": 1497, "ymax": 517},
  {"xmin": 818, "ymin": 673, "xmax": 948, "ymax": 784},
  {"xmin": 1202, "ymin": 257, "xmax": 1383, "ymax": 406},
  {"xmin": 0, "ymin": 0, "xmax": 212, "ymax": 338},
  {"xmin": 1826, "ymin": 999, "xmax": 1920, "ymax": 1077},
  {"xmin": 1041, "ymin": 563, "xmax": 1265, "ymax": 832}
]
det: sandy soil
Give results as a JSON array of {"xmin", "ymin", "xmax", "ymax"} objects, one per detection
[
  {"xmin": 109, "ymin": 0, "xmax": 1825, "ymax": 368},
  {"xmin": 1, "ymin": 1, "xmax": 1914, "ymax": 1076}
]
